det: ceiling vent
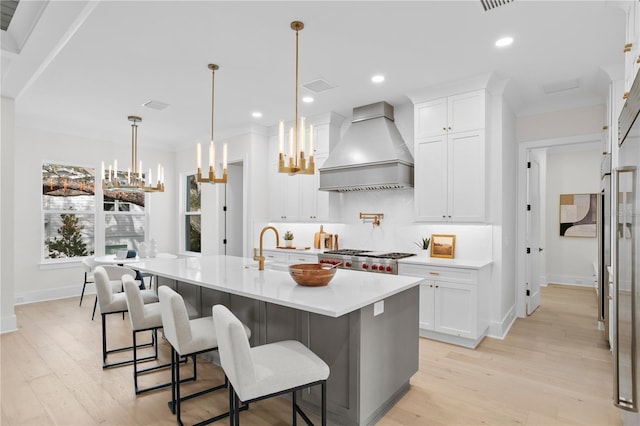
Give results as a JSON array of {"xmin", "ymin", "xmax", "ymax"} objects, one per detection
[
  {"xmin": 1, "ymin": 0, "xmax": 19, "ymax": 31},
  {"xmin": 542, "ymin": 78, "xmax": 580, "ymax": 94},
  {"xmin": 142, "ymin": 100, "xmax": 170, "ymax": 111},
  {"xmin": 302, "ymin": 78, "xmax": 335, "ymax": 93},
  {"xmin": 480, "ymin": 0, "xmax": 513, "ymax": 12}
]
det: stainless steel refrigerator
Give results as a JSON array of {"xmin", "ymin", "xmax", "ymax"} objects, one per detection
[
  {"xmin": 614, "ymin": 69, "xmax": 640, "ymax": 424},
  {"xmin": 599, "ymin": 153, "xmax": 611, "ymax": 344}
]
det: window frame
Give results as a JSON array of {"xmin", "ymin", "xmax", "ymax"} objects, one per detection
[
  {"xmin": 40, "ymin": 160, "xmax": 151, "ymax": 265},
  {"xmin": 41, "ymin": 160, "xmax": 97, "ymax": 264},
  {"xmin": 103, "ymin": 197, "xmax": 148, "ymax": 255},
  {"xmin": 180, "ymin": 170, "xmax": 202, "ymax": 256}
]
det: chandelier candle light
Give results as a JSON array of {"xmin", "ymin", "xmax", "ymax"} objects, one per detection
[
  {"xmin": 102, "ymin": 115, "xmax": 164, "ymax": 192},
  {"xmin": 278, "ymin": 20, "xmax": 314, "ymax": 175},
  {"xmin": 197, "ymin": 63, "xmax": 227, "ymax": 184}
]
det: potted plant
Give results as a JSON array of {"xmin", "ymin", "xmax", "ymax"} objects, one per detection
[
  {"xmin": 283, "ymin": 230, "xmax": 294, "ymax": 247},
  {"xmin": 414, "ymin": 237, "xmax": 430, "ymax": 254}
]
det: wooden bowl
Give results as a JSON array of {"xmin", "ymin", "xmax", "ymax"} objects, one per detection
[{"xmin": 288, "ymin": 263, "xmax": 336, "ymax": 287}]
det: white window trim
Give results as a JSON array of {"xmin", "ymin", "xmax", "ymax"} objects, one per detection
[
  {"xmin": 41, "ymin": 160, "xmax": 97, "ymax": 264},
  {"xmin": 41, "ymin": 160, "xmax": 150, "ymax": 266},
  {"xmin": 179, "ymin": 170, "xmax": 202, "ymax": 257}
]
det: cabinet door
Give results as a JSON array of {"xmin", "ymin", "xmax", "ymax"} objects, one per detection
[
  {"xmin": 415, "ymin": 97, "xmax": 448, "ymax": 138},
  {"xmin": 434, "ymin": 281, "xmax": 477, "ymax": 339},
  {"xmin": 415, "ymin": 136, "xmax": 447, "ymax": 221},
  {"xmin": 448, "ymin": 130, "xmax": 485, "ymax": 222},
  {"xmin": 263, "ymin": 250, "xmax": 287, "ymax": 263},
  {"xmin": 269, "ymin": 166, "xmax": 301, "ymax": 221},
  {"xmin": 287, "ymin": 252, "xmax": 319, "ymax": 264},
  {"xmin": 448, "ymin": 90, "xmax": 485, "ymax": 133},
  {"xmin": 419, "ymin": 281, "xmax": 435, "ymax": 330},
  {"xmin": 301, "ymin": 154, "xmax": 329, "ymax": 221}
]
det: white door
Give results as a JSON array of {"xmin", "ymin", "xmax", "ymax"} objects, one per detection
[
  {"xmin": 526, "ymin": 159, "xmax": 541, "ymax": 315},
  {"xmin": 224, "ymin": 161, "xmax": 244, "ymax": 257}
]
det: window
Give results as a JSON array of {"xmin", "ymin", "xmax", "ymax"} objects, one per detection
[
  {"xmin": 184, "ymin": 174, "xmax": 201, "ymax": 253},
  {"xmin": 42, "ymin": 163, "xmax": 96, "ymax": 260},
  {"xmin": 103, "ymin": 184, "xmax": 146, "ymax": 254}
]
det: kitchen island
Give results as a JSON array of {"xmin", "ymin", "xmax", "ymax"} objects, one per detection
[{"xmin": 131, "ymin": 255, "xmax": 423, "ymax": 426}]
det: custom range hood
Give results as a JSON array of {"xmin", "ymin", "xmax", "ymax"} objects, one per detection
[{"xmin": 319, "ymin": 101, "xmax": 413, "ymax": 192}]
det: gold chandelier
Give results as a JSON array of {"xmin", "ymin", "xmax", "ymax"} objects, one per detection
[
  {"xmin": 102, "ymin": 116, "xmax": 165, "ymax": 192},
  {"xmin": 197, "ymin": 63, "xmax": 227, "ymax": 184},
  {"xmin": 278, "ymin": 20, "xmax": 314, "ymax": 175}
]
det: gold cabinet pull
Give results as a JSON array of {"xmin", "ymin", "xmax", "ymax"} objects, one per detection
[
  {"xmin": 603, "ymin": 125, "xmax": 609, "ymax": 130},
  {"xmin": 429, "ymin": 271, "xmax": 440, "ymax": 276},
  {"xmin": 624, "ymin": 43, "xmax": 633, "ymax": 52},
  {"xmin": 637, "ymin": 54, "xmax": 640, "ymax": 64},
  {"xmin": 624, "ymin": 92, "xmax": 630, "ymax": 100}
]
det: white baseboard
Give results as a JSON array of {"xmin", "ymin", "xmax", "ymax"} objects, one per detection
[
  {"xmin": 14, "ymin": 284, "xmax": 94, "ymax": 306},
  {"xmin": 1, "ymin": 314, "xmax": 17, "ymax": 334},
  {"xmin": 488, "ymin": 305, "xmax": 516, "ymax": 339},
  {"xmin": 545, "ymin": 274, "xmax": 595, "ymax": 288}
]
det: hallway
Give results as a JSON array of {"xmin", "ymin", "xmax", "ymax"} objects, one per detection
[{"xmin": 382, "ymin": 284, "xmax": 621, "ymax": 425}]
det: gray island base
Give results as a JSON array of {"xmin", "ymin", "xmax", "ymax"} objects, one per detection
[{"xmin": 132, "ymin": 255, "xmax": 421, "ymax": 425}]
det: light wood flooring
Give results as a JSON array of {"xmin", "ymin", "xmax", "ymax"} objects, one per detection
[{"xmin": 1, "ymin": 284, "xmax": 622, "ymax": 425}]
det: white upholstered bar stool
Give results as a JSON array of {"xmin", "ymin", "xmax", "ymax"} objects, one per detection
[
  {"xmin": 123, "ymin": 276, "xmax": 182, "ymax": 394},
  {"xmin": 212, "ymin": 304, "xmax": 329, "ymax": 426},
  {"xmin": 95, "ymin": 266, "xmax": 159, "ymax": 368},
  {"xmin": 92, "ymin": 265, "xmax": 141, "ymax": 320},
  {"xmin": 158, "ymin": 286, "xmax": 251, "ymax": 426},
  {"xmin": 79, "ymin": 256, "xmax": 96, "ymax": 307}
]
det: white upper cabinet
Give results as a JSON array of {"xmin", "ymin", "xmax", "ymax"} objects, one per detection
[
  {"xmin": 623, "ymin": 1, "xmax": 640, "ymax": 98},
  {"xmin": 414, "ymin": 89, "xmax": 487, "ymax": 223},
  {"xmin": 415, "ymin": 90, "xmax": 486, "ymax": 138},
  {"xmin": 415, "ymin": 130, "xmax": 485, "ymax": 222},
  {"xmin": 267, "ymin": 118, "xmax": 337, "ymax": 222}
]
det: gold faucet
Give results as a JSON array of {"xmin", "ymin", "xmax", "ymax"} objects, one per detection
[{"xmin": 253, "ymin": 226, "xmax": 280, "ymax": 270}]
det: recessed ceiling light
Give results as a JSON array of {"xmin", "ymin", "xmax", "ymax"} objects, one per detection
[
  {"xmin": 252, "ymin": 112, "xmax": 262, "ymax": 118},
  {"xmin": 495, "ymin": 36, "xmax": 514, "ymax": 48},
  {"xmin": 302, "ymin": 96, "xmax": 314, "ymax": 103},
  {"xmin": 371, "ymin": 75, "xmax": 385, "ymax": 83}
]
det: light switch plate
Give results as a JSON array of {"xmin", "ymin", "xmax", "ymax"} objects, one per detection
[{"xmin": 374, "ymin": 300, "xmax": 384, "ymax": 316}]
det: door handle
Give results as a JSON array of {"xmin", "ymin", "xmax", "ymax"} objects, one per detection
[{"xmin": 538, "ymin": 248, "xmax": 544, "ymax": 252}]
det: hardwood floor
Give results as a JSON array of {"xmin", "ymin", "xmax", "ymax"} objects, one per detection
[{"xmin": 1, "ymin": 284, "xmax": 621, "ymax": 425}]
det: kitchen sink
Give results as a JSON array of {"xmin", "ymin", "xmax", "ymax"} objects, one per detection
[{"xmin": 243, "ymin": 262, "xmax": 290, "ymax": 272}]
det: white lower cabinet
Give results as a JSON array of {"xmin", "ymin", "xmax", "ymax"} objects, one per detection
[
  {"xmin": 399, "ymin": 262, "xmax": 490, "ymax": 348},
  {"xmin": 285, "ymin": 252, "xmax": 319, "ymax": 264},
  {"xmin": 263, "ymin": 249, "xmax": 318, "ymax": 265}
]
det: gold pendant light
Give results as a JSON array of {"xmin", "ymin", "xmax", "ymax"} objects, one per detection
[
  {"xmin": 278, "ymin": 20, "xmax": 314, "ymax": 175},
  {"xmin": 197, "ymin": 63, "xmax": 228, "ymax": 184},
  {"xmin": 102, "ymin": 116, "xmax": 165, "ymax": 192}
]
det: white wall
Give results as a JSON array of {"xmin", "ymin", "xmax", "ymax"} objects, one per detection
[
  {"xmin": 11, "ymin": 126, "xmax": 176, "ymax": 305},
  {"xmin": 517, "ymin": 105, "xmax": 606, "ymax": 142},
  {"xmin": 173, "ymin": 125, "xmax": 269, "ymax": 258},
  {"xmin": 1, "ymin": 97, "xmax": 17, "ymax": 333},
  {"xmin": 495, "ymin": 94, "xmax": 518, "ymax": 337},
  {"xmin": 545, "ymin": 149, "xmax": 601, "ymax": 285}
]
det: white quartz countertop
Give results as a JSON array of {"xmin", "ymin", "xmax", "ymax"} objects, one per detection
[
  {"xmin": 398, "ymin": 254, "xmax": 492, "ymax": 269},
  {"xmin": 263, "ymin": 248, "xmax": 324, "ymax": 255},
  {"xmin": 129, "ymin": 255, "xmax": 423, "ymax": 317}
]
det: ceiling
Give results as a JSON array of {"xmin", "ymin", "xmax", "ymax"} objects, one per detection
[{"xmin": 0, "ymin": 1, "xmax": 626, "ymax": 152}]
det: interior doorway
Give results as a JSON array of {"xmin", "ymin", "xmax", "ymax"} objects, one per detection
[
  {"xmin": 526, "ymin": 157, "xmax": 542, "ymax": 315},
  {"xmin": 223, "ymin": 161, "xmax": 244, "ymax": 257},
  {"xmin": 516, "ymin": 133, "xmax": 604, "ymax": 318}
]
